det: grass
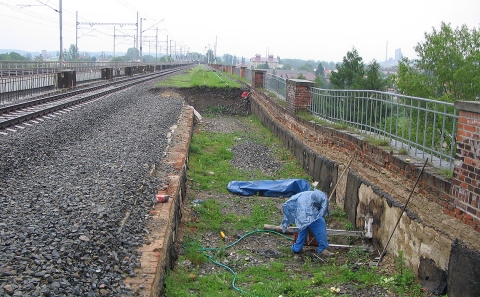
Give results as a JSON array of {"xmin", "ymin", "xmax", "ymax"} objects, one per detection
[
  {"xmin": 156, "ymin": 72, "xmax": 428, "ymax": 296},
  {"xmin": 364, "ymin": 135, "xmax": 391, "ymax": 147},
  {"xmin": 437, "ymin": 168, "xmax": 454, "ymax": 178},
  {"xmin": 399, "ymin": 147, "xmax": 409, "ymax": 155},
  {"xmin": 188, "ymin": 115, "xmax": 310, "ymax": 193},
  {"xmin": 164, "ymin": 112, "xmax": 426, "ymax": 297},
  {"xmin": 296, "ymin": 110, "xmax": 351, "ymax": 130},
  {"xmin": 156, "ymin": 65, "xmax": 241, "ymax": 88}
]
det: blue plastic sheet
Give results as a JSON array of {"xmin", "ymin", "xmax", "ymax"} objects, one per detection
[{"xmin": 227, "ymin": 179, "xmax": 311, "ymax": 196}]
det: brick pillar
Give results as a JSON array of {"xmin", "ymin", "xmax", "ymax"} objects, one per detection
[
  {"xmin": 452, "ymin": 101, "xmax": 480, "ymax": 232},
  {"xmin": 252, "ymin": 70, "xmax": 266, "ymax": 88},
  {"xmin": 285, "ymin": 79, "xmax": 314, "ymax": 115},
  {"xmin": 231, "ymin": 66, "xmax": 236, "ymax": 75},
  {"xmin": 240, "ymin": 67, "xmax": 246, "ymax": 79}
]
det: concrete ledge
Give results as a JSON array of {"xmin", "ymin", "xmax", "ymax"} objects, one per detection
[{"xmin": 124, "ymin": 105, "xmax": 194, "ymax": 297}]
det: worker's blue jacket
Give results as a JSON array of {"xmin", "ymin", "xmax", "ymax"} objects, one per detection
[{"xmin": 281, "ymin": 189, "xmax": 329, "ymax": 233}]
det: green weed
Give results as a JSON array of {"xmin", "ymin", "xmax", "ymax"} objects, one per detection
[{"xmin": 156, "ymin": 66, "xmax": 241, "ymax": 88}]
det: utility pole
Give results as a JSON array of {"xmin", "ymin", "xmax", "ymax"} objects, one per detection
[
  {"xmin": 59, "ymin": 0, "xmax": 63, "ymax": 71},
  {"xmin": 156, "ymin": 27, "xmax": 158, "ymax": 61},
  {"xmin": 113, "ymin": 26, "xmax": 115, "ymax": 58},
  {"xmin": 75, "ymin": 11, "xmax": 78, "ymax": 60},
  {"xmin": 214, "ymin": 35, "xmax": 217, "ymax": 64},
  {"xmin": 140, "ymin": 18, "xmax": 143, "ymax": 61},
  {"xmin": 136, "ymin": 12, "xmax": 139, "ymax": 60}
]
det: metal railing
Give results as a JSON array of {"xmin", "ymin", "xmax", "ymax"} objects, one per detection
[
  {"xmin": 0, "ymin": 74, "xmax": 57, "ymax": 104},
  {"xmin": 264, "ymin": 73, "xmax": 286, "ymax": 99},
  {"xmin": 0, "ymin": 61, "xmax": 179, "ymax": 77},
  {"xmin": 245, "ymin": 68, "xmax": 252, "ymax": 83},
  {"xmin": 310, "ymin": 88, "xmax": 457, "ymax": 169}
]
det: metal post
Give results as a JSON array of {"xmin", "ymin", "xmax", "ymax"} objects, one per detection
[
  {"xmin": 156, "ymin": 27, "xmax": 158, "ymax": 61},
  {"xmin": 136, "ymin": 12, "xmax": 139, "ymax": 60},
  {"xmin": 113, "ymin": 26, "xmax": 115, "ymax": 58},
  {"xmin": 59, "ymin": 0, "xmax": 63, "ymax": 71},
  {"xmin": 140, "ymin": 18, "xmax": 142, "ymax": 61},
  {"xmin": 75, "ymin": 11, "xmax": 78, "ymax": 60}
]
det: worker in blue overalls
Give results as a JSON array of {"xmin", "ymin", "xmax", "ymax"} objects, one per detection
[{"xmin": 281, "ymin": 189, "xmax": 334, "ymax": 256}]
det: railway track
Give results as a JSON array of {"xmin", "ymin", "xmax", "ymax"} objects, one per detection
[{"xmin": 0, "ymin": 65, "xmax": 191, "ymax": 131}]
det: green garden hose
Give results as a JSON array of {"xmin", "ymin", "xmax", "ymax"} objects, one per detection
[{"xmin": 199, "ymin": 229, "xmax": 293, "ymax": 296}]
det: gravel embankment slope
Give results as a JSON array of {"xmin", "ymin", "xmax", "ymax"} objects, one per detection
[{"xmin": 0, "ymin": 81, "xmax": 183, "ymax": 296}]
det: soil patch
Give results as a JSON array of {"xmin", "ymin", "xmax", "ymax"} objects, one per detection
[
  {"xmin": 154, "ymin": 87, "xmax": 251, "ymax": 116},
  {"xmin": 165, "ymin": 87, "xmax": 434, "ymax": 296}
]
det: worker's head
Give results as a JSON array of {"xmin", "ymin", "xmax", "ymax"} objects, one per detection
[{"xmin": 311, "ymin": 190, "xmax": 326, "ymax": 205}]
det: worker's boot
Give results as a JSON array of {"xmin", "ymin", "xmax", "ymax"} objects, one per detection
[{"xmin": 318, "ymin": 249, "xmax": 334, "ymax": 257}]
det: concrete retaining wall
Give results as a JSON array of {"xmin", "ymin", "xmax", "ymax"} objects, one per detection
[{"xmin": 250, "ymin": 88, "xmax": 480, "ymax": 296}]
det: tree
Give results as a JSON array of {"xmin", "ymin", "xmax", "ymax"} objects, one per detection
[
  {"xmin": 315, "ymin": 63, "xmax": 325, "ymax": 77},
  {"xmin": 0, "ymin": 52, "xmax": 29, "ymax": 61},
  {"xmin": 282, "ymin": 63, "xmax": 292, "ymax": 70},
  {"xmin": 125, "ymin": 48, "xmax": 140, "ymax": 61},
  {"xmin": 363, "ymin": 60, "xmax": 387, "ymax": 91},
  {"xmin": 256, "ymin": 63, "xmax": 269, "ymax": 69},
  {"xmin": 222, "ymin": 53, "xmax": 234, "ymax": 65},
  {"xmin": 315, "ymin": 75, "xmax": 331, "ymax": 88},
  {"xmin": 395, "ymin": 22, "xmax": 480, "ymax": 101},
  {"xmin": 63, "ymin": 44, "xmax": 79, "ymax": 61},
  {"xmin": 111, "ymin": 56, "xmax": 126, "ymax": 62},
  {"xmin": 298, "ymin": 63, "xmax": 314, "ymax": 72},
  {"xmin": 205, "ymin": 49, "xmax": 214, "ymax": 63},
  {"xmin": 330, "ymin": 47, "xmax": 365, "ymax": 89},
  {"xmin": 395, "ymin": 58, "xmax": 436, "ymax": 99}
]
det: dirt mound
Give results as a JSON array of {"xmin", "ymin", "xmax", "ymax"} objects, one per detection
[{"xmin": 162, "ymin": 87, "xmax": 251, "ymax": 116}]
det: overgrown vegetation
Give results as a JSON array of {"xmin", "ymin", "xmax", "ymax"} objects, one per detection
[
  {"xmin": 188, "ymin": 115, "xmax": 310, "ymax": 193},
  {"xmin": 296, "ymin": 110, "xmax": 351, "ymax": 130},
  {"xmin": 156, "ymin": 65, "xmax": 241, "ymax": 88},
  {"xmin": 164, "ymin": 116, "xmax": 426, "ymax": 297},
  {"xmin": 394, "ymin": 22, "xmax": 480, "ymax": 102},
  {"xmin": 156, "ymin": 69, "xmax": 429, "ymax": 297}
]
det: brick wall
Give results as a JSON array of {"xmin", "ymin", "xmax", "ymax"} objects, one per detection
[
  {"xmin": 452, "ymin": 101, "xmax": 480, "ymax": 232},
  {"xmin": 251, "ymin": 86, "xmax": 480, "ymax": 233},
  {"xmin": 285, "ymin": 79, "xmax": 314, "ymax": 115},
  {"xmin": 252, "ymin": 70, "xmax": 265, "ymax": 88},
  {"xmin": 240, "ymin": 67, "xmax": 246, "ymax": 79}
]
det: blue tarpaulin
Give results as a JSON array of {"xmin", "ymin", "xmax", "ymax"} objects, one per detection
[{"xmin": 227, "ymin": 179, "xmax": 311, "ymax": 196}]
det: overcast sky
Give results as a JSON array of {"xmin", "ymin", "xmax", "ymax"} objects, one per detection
[{"xmin": 1, "ymin": 0, "xmax": 479, "ymax": 63}]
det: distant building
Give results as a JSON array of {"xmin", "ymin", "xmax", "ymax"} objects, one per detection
[
  {"xmin": 274, "ymin": 69, "xmax": 316, "ymax": 81},
  {"xmin": 395, "ymin": 48, "xmax": 403, "ymax": 61},
  {"xmin": 41, "ymin": 50, "xmax": 49, "ymax": 58},
  {"xmin": 250, "ymin": 54, "xmax": 279, "ymax": 69}
]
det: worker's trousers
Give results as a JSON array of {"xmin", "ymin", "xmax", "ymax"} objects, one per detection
[{"xmin": 292, "ymin": 217, "xmax": 328, "ymax": 253}]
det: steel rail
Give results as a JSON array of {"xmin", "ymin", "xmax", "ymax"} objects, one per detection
[{"xmin": 0, "ymin": 65, "xmax": 191, "ymax": 129}]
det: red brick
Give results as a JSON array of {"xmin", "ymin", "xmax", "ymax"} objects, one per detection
[{"xmin": 454, "ymin": 208, "xmax": 464, "ymax": 215}]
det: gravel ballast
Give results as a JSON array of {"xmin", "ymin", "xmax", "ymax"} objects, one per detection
[{"xmin": 0, "ymin": 80, "xmax": 184, "ymax": 296}]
